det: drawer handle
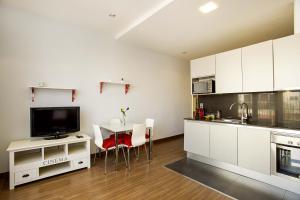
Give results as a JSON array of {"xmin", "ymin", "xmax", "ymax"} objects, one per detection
[
  {"xmin": 22, "ymin": 174, "xmax": 30, "ymax": 178},
  {"xmin": 78, "ymin": 161, "xmax": 83, "ymax": 164}
]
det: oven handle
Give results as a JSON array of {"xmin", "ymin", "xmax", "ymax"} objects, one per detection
[{"xmin": 276, "ymin": 144, "xmax": 300, "ymax": 151}]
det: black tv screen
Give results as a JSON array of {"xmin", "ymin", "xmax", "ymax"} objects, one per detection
[{"xmin": 30, "ymin": 107, "xmax": 80, "ymax": 137}]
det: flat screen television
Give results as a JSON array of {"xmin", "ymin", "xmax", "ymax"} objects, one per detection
[{"xmin": 30, "ymin": 107, "xmax": 80, "ymax": 139}]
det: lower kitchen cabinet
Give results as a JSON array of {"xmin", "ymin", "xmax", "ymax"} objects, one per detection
[
  {"xmin": 184, "ymin": 121, "xmax": 210, "ymax": 157},
  {"xmin": 210, "ymin": 124, "xmax": 238, "ymax": 165},
  {"xmin": 238, "ymin": 127, "xmax": 271, "ymax": 175}
]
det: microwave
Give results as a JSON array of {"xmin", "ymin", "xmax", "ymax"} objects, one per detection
[{"xmin": 192, "ymin": 77, "xmax": 215, "ymax": 94}]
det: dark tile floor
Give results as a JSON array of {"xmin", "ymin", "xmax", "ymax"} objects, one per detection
[{"xmin": 165, "ymin": 159, "xmax": 300, "ymax": 200}]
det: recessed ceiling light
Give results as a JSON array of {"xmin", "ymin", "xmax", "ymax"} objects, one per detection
[
  {"xmin": 108, "ymin": 13, "xmax": 116, "ymax": 18},
  {"xmin": 199, "ymin": 1, "xmax": 218, "ymax": 14}
]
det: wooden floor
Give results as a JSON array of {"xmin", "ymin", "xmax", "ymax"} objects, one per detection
[{"xmin": 0, "ymin": 136, "xmax": 230, "ymax": 200}]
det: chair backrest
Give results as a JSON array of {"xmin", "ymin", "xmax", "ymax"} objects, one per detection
[
  {"xmin": 110, "ymin": 118, "xmax": 121, "ymax": 125},
  {"xmin": 131, "ymin": 123, "xmax": 146, "ymax": 147},
  {"xmin": 145, "ymin": 118, "xmax": 154, "ymax": 128},
  {"xmin": 145, "ymin": 118, "xmax": 154, "ymax": 135},
  {"xmin": 93, "ymin": 124, "xmax": 103, "ymax": 148}
]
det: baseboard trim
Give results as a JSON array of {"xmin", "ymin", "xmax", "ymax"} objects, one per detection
[
  {"xmin": 153, "ymin": 133, "xmax": 184, "ymax": 143},
  {"xmin": 187, "ymin": 152, "xmax": 300, "ymax": 195},
  {"xmin": 0, "ymin": 172, "xmax": 8, "ymax": 177},
  {"xmin": 90, "ymin": 133, "xmax": 184, "ymax": 158}
]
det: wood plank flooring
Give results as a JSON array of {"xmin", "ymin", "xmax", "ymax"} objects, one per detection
[{"xmin": 0, "ymin": 136, "xmax": 230, "ymax": 200}]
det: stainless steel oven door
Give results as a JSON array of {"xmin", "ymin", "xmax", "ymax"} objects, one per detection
[{"xmin": 271, "ymin": 143, "xmax": 300, "ymax": 180}]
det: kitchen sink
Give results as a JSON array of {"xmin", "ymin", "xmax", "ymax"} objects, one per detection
[{"xmin": 213, "ymin": 118, "xmax": 242, "ymax": 124}]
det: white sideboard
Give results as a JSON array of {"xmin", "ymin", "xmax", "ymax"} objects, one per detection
[{"xmin": 7, "ymin": 134, "xmax": 91, "ymax": 189}]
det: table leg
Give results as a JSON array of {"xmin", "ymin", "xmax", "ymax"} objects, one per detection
[
  {"xmin": 149, "ymin": 128, "xmax": 153, "ymax": 161},
  {"xmin": 115, "ymin": 132, "xmax": 119, "ymax": 170}
]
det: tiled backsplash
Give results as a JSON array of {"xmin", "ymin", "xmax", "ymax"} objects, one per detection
[{"xmin": 197, "ymin": 91, "xmax": 300, "ymax": 129}]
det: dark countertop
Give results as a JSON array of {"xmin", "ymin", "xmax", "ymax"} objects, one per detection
[{"xmin": 184, "ymin": 118, "xmax": 300, "ymax": 132}]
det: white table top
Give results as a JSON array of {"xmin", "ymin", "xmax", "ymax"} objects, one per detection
[
  {"xmin": 7, "ymin": 134, "xmax": 91, "ymax": 152},
  {"xmin": 100, "ymin": 123, "xmax": 150, "ymax": 133}
]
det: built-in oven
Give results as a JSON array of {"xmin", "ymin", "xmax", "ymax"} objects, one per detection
[
  {"xmin": 271, "ymin": 131, "xmax": 300, "ymax": 180},
  {"xmin": 192, "ymin": 76, "xmax": 215, "ymax": 94}
]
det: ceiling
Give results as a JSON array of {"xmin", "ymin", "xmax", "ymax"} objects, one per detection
[
  {"xmin": 119, "ymin": 0, "xmax": 294, "ymax": 59},
  {"xmin": 0, "ymin": 0, "xmax": 294, "ymax": 60},
  {"xmin": 0, "ymin": 0, "xmax": 169, "ymax": 35}
]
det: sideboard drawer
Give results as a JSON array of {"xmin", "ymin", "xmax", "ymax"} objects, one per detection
[
  {"xmin": 73, "ymin": 158, "xmax": 88, "ymax": 169},
  {"xmin": 15, "ymin": 169, "xmax": 38, "ymax": 185}
]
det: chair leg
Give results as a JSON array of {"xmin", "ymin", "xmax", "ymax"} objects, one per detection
[
  {"xmin": 137, "ymin": 146, "xmax": 140, "ymax": 161},
  {"xmin": 127, "ymin": 148, "xmax": 131, "ymax": 171},
  {"xmin": 104, "ymin": 150, "xmax": 108, "ymax": 174},
  {"xmin": 93, "ymin": 148, "xmax": 98, "ymax": 165},
  {"xmin": 114, "ymin": 148, "xmax": 117, "ymax": 170},
  {"xmin": 121, "ymin": 146, "xmax": 128, "ymax": 167},
  {"xmin": 144, "ymin": 144, "xmax": 149, "ymax": 160},
  {"xmin": 134, "ymin": 147, "xmax": 137, "ymax": 158}
]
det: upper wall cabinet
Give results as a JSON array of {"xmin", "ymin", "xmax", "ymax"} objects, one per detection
[
  {"xmin": 216, "ymin": 49, "xmax": 242, "ymax": 93},
  {"xmin": 242, "ymin": 40, "xmax": 273, "ymax": 92},
  {"xmin": 274, "ymin": 34, "xmax": 300, "ymax": 90},
  {"xmin": 190, "ymin": 55, "xmax": 215, "ymax": 78}
]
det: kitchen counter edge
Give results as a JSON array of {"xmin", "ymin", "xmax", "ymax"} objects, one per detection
[{"xmin": 184, "ymin": 118, "xmax": 300, "ymax": 134}]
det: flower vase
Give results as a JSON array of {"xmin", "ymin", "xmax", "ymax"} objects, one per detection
[{"xmin": 122, "ymin": 115, "xmax": 126, "ymax": 126}]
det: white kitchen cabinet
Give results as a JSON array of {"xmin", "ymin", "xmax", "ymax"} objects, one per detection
[
  {"xmin": 210, "ymin": 124, "xmax": 238, "ymax": 165},
  {"xmin": 273, "ymin": 34, "xmax": 300, "ymax": 90},
  {"xmin": 242, "ymin": 40, "xmax": 273, "ymax": 92},
  {"xmin": 184, "ymin": 121, "xmax": 210, "ymax": 157},
  {"xmin": 238, "ymin": 127, "xmax": 270, "ymax": 175},
  {"xmin": 216, "ymin": 49, "xmax": 242, "ymax": 93},
  {"xmin": 190, "ymin": 55, "xmax": 215, "ymax": 78}
]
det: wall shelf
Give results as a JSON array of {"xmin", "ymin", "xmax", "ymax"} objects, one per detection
[
  {"xmin": 28, "ymin": 86, "xmax": 76, "ymax": 102},
  {"xmin": 99, "ymin": 81, "xmax": 130, "ymax": 95}
]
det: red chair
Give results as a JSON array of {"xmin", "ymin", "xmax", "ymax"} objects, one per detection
[
  {"xmin": 93, "ymin": 125, "xmax": 127, "ymax": 174},
  {"xmin": 122, "ymin": 124, "xmax": 148, "ymax": 170},
  {"xmin": 145, "ymin": 118, "xmax": 154, "ymax": 141}
]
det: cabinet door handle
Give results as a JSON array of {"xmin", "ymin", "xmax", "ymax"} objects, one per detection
[
  {"xmin": 78, "ymin": 161, "xmax": 83, "ymax": 164},
  {"xmin": 22, "ymin": 174, "xmax": 30, "ymax": 178}
]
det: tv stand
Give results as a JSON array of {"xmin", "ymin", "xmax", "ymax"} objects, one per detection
[
  {"xmin": 44, "ymin": 134, "xmax": 69, "ymax": 140},
  {"xmin": 7, "ymin": 134, "xmax": 91, "ymax": 190}
]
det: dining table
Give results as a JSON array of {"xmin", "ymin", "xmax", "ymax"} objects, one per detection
[{"xmin": 100, "ymin": 122, "xmax": 153, "ymax": 169}]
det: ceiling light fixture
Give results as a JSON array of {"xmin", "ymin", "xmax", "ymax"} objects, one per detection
[
  {"xmin": 108, "ymin": 13, "xmax": 116, "ymax": 18},
  {"xmin": 199, "ymin": 1, "xmax": 218, "ymax": 14}
]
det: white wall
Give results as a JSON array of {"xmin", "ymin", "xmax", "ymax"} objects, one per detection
[
  {"xmin": 0, "ymin": 5, "xmax": 191, "ymax": 173},
  {"xmin": 295, "ymin": 0, "xmax": 300, "ymax": 33}
]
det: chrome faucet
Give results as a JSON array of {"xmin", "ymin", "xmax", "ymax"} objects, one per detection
[
  {"xmin": 240, "ymin": 103, "xmax": 249, "ymax": 123},
  {"xmin": 229, "ymin": 102, "xmax": 249, "ymax": 124},
  {"xmin": 229, "ymin": 102, "xmax": 238, "ymax": 110}
]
